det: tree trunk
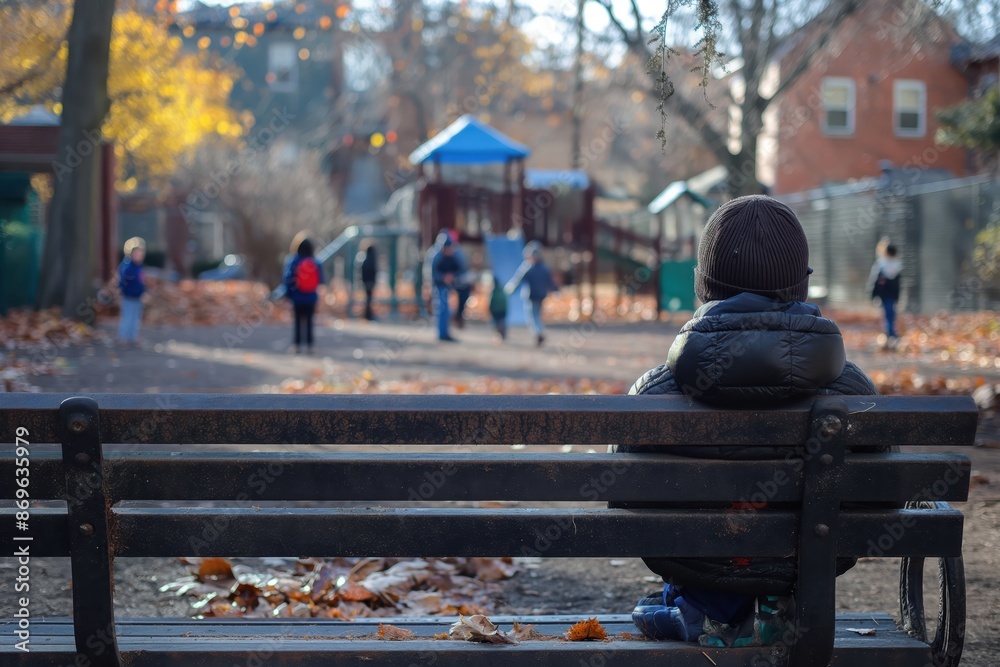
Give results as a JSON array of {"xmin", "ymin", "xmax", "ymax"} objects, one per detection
[
  {"xmin": 37, "ymin": 0, "xmax": 117, "ymax": 320},
  {"xmin": 404, "ymin": 91, "xmax": 428, "ymax": 144},
  {"xmin": 570, "ymin": 0, "xmax": 585, "ymax": 169},
  {"xmin": 726, "ymin": 99, "xmax": 765, "ymax": 198}
]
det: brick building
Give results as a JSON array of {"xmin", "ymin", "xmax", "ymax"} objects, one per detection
[{"xmin": 761, "ymin": 0, "xmax": 972, "ymax": 195}]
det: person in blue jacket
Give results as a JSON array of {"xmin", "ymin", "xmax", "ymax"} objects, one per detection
[
  {"xmin": 117, "ymin": 237, "xmax": 146, "ymax": 347},
  {"xmin": 423, "ymin": 230, "xmax": 470, "ymax": 322},
  {"xmin": 283, "ymin": 236, "xmax": 323, "ymax": 354},
  {"xmin": 506, "ymin": 241, "xmax": 559, "ymax": 347},
  {"xmin": 431, "ymin": 235, "xmax": 461, "ymax": 342}
]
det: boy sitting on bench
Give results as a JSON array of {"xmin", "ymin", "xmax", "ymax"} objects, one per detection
[{"xmin": 617, "ymin": 195, "xmax": 879, "ymax": 647}]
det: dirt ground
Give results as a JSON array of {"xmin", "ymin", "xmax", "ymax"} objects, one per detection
[{"xmin": 3, "ymin": 314, "xmax": 999, "ymax": 663}]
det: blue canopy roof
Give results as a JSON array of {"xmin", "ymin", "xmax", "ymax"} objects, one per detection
[{"xmin": 408, "ymin": 115, "xmax": 531, "ymax": 165}]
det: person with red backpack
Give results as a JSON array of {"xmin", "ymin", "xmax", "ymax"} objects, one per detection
[{"xmin": 283, "ymin": 236, "xmax": 323, "ymax": 354}]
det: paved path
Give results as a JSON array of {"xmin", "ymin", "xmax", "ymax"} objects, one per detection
[
  {"xmin": 30, "ymin": 317, "xmax": 674, "ymax": 393},
  {"xmin": 29, "ymin": 314, "xmax": 1000, "ymax": 394}
]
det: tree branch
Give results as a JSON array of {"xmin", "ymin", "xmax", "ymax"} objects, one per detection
[
  {"xmin": 594, "ymin": 0, "xmax": 644, "ymax": 54},
  {"xmin": 728, "ymin": 0, "xmax": 746, "ymax": 44},
  {"xmin": 644, "ymin": 83, "xmax": 730, "ymax": 157},
  {"xmin": 0, "ymin": 29, "xmax": 65, "ymax": 97},
  {"xmin": 593, "ymin": 0, "xmax": 730, "ymax": 160},
  {"xmin": 766, "ymin": 0, "xmax": 858, "ymax": 103}
]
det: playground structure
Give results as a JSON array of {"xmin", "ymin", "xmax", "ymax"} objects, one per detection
[
  {"xmin": 408, "ymin": 115, "xmax": 660, "ymax": 312},
  {"xmin": 277, "ymin": 116, "xmax": 717, "ymax": 319}
]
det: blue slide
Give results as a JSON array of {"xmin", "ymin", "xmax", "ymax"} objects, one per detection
[{"xmin": 484, "ymin": 234, "xmax": 527, "ymax": 327}]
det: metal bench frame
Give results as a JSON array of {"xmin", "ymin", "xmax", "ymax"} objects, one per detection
[{"xmin": 0, "ymin": 393, "xmax": 977, "ymax": 667}]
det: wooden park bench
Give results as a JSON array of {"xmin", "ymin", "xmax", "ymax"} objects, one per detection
[{"xmin": 0, "ymin": 393, "xmax": 977, "ymax": 666}]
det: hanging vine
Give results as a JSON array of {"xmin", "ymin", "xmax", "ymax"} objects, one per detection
[{"xmin": 647, "ymin": 0, "xmax": 725, "ymax": 149}]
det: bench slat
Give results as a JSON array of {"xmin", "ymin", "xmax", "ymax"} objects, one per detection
[
  {"xmin": 0, "ymin": 507, "xmax": 964, "ymax": 559},
  {"xmin": 0, "ymin": 394, "xmax": 979, "ymax": 446},
  {"xmin": 0, "ymin": 615, "xmax": 933, "ymax": 667},
  {"xmin": 108, "ymin": 507, "xmax": 963, "ymax": 559},
  {"xmin": 0, "ymin": 451, "xmax": 972, "ymax": 503},
  {"xmin": 1, "ymin": 612, "xmax": 896, "ymax": 636},
  {"xmin": 0, "ymin": 643, "xmax": 935, "ymax": 667}
]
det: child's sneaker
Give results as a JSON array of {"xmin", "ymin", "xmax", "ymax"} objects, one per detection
[
  {"xmin": 698, "ymin": 595, "xmax": 794, "ymax": 648},
  {"xmin": 631, "ymin": 589, "xmax": 705, "ymax": 641}
]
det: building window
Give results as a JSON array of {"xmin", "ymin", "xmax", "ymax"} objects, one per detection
[
  {"xmin": 821, "ymin": 77, "xmax": 855, "ymax": 135},
  {"xmin": 894, "ymin": 80, "xmax": 926, "ymax": 137},
  {"xmin": 268, "ymin": 43, "xmax": 298, "ymax": 93}
]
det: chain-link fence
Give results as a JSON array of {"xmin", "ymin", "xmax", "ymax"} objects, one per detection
[{"xmin": 780, "ymin": 175, "xmax": 999, "ymax": 313}]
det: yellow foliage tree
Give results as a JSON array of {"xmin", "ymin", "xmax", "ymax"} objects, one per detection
[
  {"xmin": 1, "ymin": 4, "xmax": 242, "ymax": 192},
  {"xmin": 0, "ymin": 2, "xmax": 67, "ymax": 101}
]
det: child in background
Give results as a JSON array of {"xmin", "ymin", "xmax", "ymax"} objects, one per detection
[
  {"xmin": 489, "ymin": 274, "xmax": 508, "ymax": 341},
  {"xmin": 506, "ymin": 242, "xmax": 558, "ymax": 347},
  {"xmin": 868, "ymin": 242, "xmax": 902, "ymax": 348},
  {"xmin": 431, "ymin": 235, "xmax": 461, "ymax": 342},
  {"xmin": 117, "ymin": 237, "xmax": 146, "ymax": 347},
  {"xmin": 283, "ymin": 235, "xmax": 323, "ymax": 354},
  {"xmin": 361, "ymin": 243, "xmax": 378, "ymax": 321}
]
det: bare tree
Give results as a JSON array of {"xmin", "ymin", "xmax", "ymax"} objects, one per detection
[
  {"xmin": 175, "ymin": 141, "xmax": 341, "ymax": 286},
  {"xmin": 595, "ymin": 0, "xmax": 859, "ymax": 197},
  {"xmin": 36, "ymin": 0, "xmax": 117, "ymax": 318}
]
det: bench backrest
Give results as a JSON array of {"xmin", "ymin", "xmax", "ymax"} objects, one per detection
[{"xmin": 0, "ymin": 393, "xmax": 978, "ymax": 666}]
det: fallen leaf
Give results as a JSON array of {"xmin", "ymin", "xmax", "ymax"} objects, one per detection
[
  {"xmin": 511, "ymin": 621, "xmax": 542, "ymax": 641},
  {"xmin": 338, "ymin": 583, "xmax": 377, "ymax": 602},
  {"xmin": 273, "ymin": 601, "xmax": 313, "ymax": 618},
  {"xmin": 202, "ymin": 602, "xmax": 242, "ymax": 618},
  {"xmin": 846, "ymin": 628, "xmax": 876, "ymax": 636},
  {"xmin": 402, "ymin": 591, "xmax": 444, "ymax": 614},
  {"xmin": 449, "ymin": 614, "xmax": 518, "ymax": 644},
  {"xmin": 565, "ymin": 617, "xmax": 608, "ymax": 641},
  {"xmin": 196, "ymin": 558, "xmax": 235, "ymax": 582},
  {"xmin": 233, "ymin": 583, "xmax": 261, "ymax": 610},
  {"xmin": 378, "ymin": 624, "xmax": 415, "ymax": 640},
  {"xmin": 433, "ymin": 632, "xmax": 450, "ymax": 640},
  {"xmin": 466, "ymin": 557, "xmax": 518, "ymax": 582}
]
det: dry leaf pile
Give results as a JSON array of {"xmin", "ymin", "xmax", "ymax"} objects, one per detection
[
  {"xmin": 839, "ymin": 312, "xmax": 1000, "ymax": 369},
  {"xmin": 868, "ymin": 369, "xmax": 993, "ymax": 397},
  {"xmin": 160, "ymin": 556, "xmax": 518, "ymax": 619},
  {"xmin": 0, "ymin": 308, "xmax": 108, "ymax": 392},
  {"xmin": 92, "ymin": 278, "xmax": 288, "ymax": 327}
]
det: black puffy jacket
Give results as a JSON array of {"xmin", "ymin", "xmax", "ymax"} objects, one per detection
[{"xmin": 613, "ymin": 293, "xmax": 879, "ymax": 595}]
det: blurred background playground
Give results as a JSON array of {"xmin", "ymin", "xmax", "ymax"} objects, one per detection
[{"xmin": 1, "ymin": 1, "xmax": 1000, "ymax": 464}]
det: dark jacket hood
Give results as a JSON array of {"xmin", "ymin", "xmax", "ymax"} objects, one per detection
[{"xmin": 666, "ymin": 293, "xmax": 847, "ymax": 405}]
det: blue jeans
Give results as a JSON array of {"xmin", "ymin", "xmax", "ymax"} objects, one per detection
[
  {"xmin": 881, "ymin": 297, "xmax": 897, "ymax": 338},
  {"xmin": 118, "ymin": 296, "xmax": 143, "ymax": 342},
  {"xmin": 525, "ymin": 299, "xmax": 544, "ymax": 336},
  {"xmin": 436, "ymin": 286, "xmax": 451, "ymax": 339},
  {"xmin": 668, "ymin": 583, "xmax": 755, "ymax": 626}
]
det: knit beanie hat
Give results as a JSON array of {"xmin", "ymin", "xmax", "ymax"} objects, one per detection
[{"xmin": 694, "ymin": 195, "xmax": 811, "ymax": 303}]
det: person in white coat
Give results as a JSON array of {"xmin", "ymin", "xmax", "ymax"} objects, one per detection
[{"xmin": 867, "ymin": 242, "xmax": 902, "ymax": 345}]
